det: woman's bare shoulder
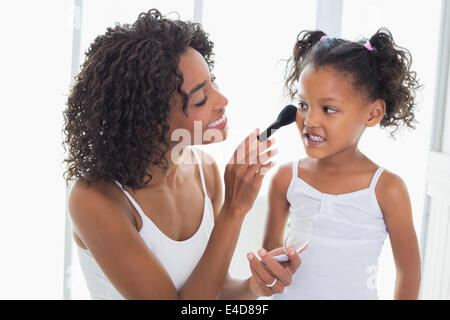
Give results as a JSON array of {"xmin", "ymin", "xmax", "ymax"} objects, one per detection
[
  {"xmin": 69, "ymin": 179, "xmax": 117, "ymax": 207},
  {"xmin": 68, "ymin": 179, "xmax": 133, "ymax": 229},
  {"xmin": 191, "ymin": 148, "xmax": 220, "ymax": 196}
]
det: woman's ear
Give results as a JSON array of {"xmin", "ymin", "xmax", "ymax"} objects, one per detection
[{"xmin": 366, "ymin": 99, "xmax": 386, "ymax": 127}]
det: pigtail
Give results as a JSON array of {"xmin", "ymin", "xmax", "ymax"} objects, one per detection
[
  {"xmin": 369, "ymin": 28, "xmax": 421, "ymax": 135},
  {"xmin": 285, "ymin": 30, "xmax": 326, "ymax": 99}
]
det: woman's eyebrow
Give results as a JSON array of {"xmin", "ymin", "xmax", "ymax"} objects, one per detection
[{"xmin": 188, "ymin": 80, "xmax": 207, "ymax": 97}]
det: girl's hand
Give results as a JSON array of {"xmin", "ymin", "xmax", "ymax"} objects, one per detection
[
  {"xmin": 223, "ymin": 129, "xmax": 277, "ymax": 218},
  {"xmin": 246, "ymin": 247, "xmax": 302, "ymax": 297}
]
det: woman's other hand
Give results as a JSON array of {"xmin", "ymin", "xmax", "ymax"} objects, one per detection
[{"xmin": 246, "ymin": 247, "xmax": 302, "ymax": 297}]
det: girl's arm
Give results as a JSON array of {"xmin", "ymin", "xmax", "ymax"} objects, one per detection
[
  {"xmin": 263, "ymin": 164, "xmax": 292, "ymax": 252},
  {"xmin": 376, "ymin": 171, "xmax": 421, "ymax": 300}
]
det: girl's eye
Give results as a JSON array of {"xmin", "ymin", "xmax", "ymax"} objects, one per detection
[
  {"xmin": 195, "ymin": 95, "xmax": 208, "ymax": 107},
  {"xmin": 298, "ymin": 102, "xmax": 308, "ymax": 110},
  {"xmin": 323, "ymin": 106, "xmax": 337, "ymax": 114}
]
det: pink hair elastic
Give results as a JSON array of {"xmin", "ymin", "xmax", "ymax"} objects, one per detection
[
  {"xmin": 320, "ymin": 35, "xmax": 328, "ymax": 41},
  {"xmin": 365, "ymin": 41, "xmax": 374, "ymax": 51}
]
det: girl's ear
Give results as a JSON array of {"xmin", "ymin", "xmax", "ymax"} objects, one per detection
[{"xmin": 366, "ymin": 99, "xmax": 386, "ymax": 127}]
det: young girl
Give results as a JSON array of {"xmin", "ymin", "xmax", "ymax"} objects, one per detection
[{"xmin": 263, "ymin": 28, "xmax": 421, "ymax": 299}]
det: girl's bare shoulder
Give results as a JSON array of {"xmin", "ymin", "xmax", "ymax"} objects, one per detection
[
  {"xmin": 270, "ymin": 160, "xmax": 300, "ymax": 195},
  {"xmin": 375, "ymin": 169, "xmax": 410, "ymax": 212}
]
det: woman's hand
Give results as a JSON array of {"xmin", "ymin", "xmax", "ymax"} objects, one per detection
[
  {"xmin": 247, "ymin": 247, "xmax": 302, "ymax": 297},
  {"xmin": 223, "ymin": 129, "xmax": 277, "ymax": 218}
]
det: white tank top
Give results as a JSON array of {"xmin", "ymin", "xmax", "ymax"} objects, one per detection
[
  {"xmin": 273, "ymin": 160, "xmax": 388, "ymax": 300},
  {"xmin": 76, "ymin": 148, "xmax": 215, "ymax": 299}
]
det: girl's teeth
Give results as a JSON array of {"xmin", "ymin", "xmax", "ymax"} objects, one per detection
[{"xmin": 309, "ymin": 134, "xmax": 325, "ymax": 142}]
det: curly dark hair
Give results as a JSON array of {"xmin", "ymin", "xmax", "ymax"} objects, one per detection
[
  {"xmin": 285, "ymin": 28, "xmax": 421, "ymax": 136},
  {"xmin": 63, "ymin": 9, "xmax": 214, "ymax": 189}
]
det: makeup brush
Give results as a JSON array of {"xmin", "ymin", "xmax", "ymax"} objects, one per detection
[{"xmin": 257, "ymin": 104, "xmax": 297, "ymax": 142}]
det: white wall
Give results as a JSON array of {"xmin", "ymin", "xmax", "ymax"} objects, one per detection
[{"xmin": 0, "ymin": 0, "xmax": 73, "ymax": 299}]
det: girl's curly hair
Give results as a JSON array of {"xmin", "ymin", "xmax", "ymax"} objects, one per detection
[
  {"xmin": 285, "ymin": 28, "xmax": 421, "ymax": 136},
  {"xmin": 63, "ymin": 9, "xmax": 214, "ymax": 189}
]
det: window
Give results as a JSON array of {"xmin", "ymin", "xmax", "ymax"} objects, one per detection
[{"xmin": 340, "ymin": 0, "xmax": 441, "ymax": 299}]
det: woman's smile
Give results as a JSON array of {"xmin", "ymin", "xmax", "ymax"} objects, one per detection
[{"xmin": 206, "ymin": 113, "xmax": 228, "ymax": 130}]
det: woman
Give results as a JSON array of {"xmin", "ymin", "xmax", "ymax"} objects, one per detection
[{"xmin": 63, "ymin": 9, "xmax": 301, "ymax": 299}]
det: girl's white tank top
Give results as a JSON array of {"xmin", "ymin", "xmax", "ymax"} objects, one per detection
[
  {"xmin": 273, "ymin": 160, "xmax": 388, "ymax": 300},
  {"xmin": 75, "ymin": 148, "xmax": 215, "ymax": 299}
]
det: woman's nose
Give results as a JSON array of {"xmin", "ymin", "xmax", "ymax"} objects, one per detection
[
  {"xmin": 218, "ymin": 93, "xmax": 228, "ymax": 109},
  {"xmin": 213, "ymin": 82, "xmax": 228, "ymax": 109}
]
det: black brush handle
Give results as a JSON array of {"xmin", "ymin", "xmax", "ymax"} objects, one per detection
[
  {"xmin": 257, "ymin": 104, "xmax": 297, "ymax": 142},
  {"xmin": 257, "ymin": 123, "xmax": 281, "ymax": 142}
]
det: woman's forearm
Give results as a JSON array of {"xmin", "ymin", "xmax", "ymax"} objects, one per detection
[
  {"xmin": 218, "ymin": 277, "xmax": 259, "ymax": 300},
  {"xmin": 178, "ymin": 203, "xmax": 245, "ymax": 299}
]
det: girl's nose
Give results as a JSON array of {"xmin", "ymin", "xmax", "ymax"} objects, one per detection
[{"xmin": 304, "ymin": 110, "xmax": 320, "ymax": 128}]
